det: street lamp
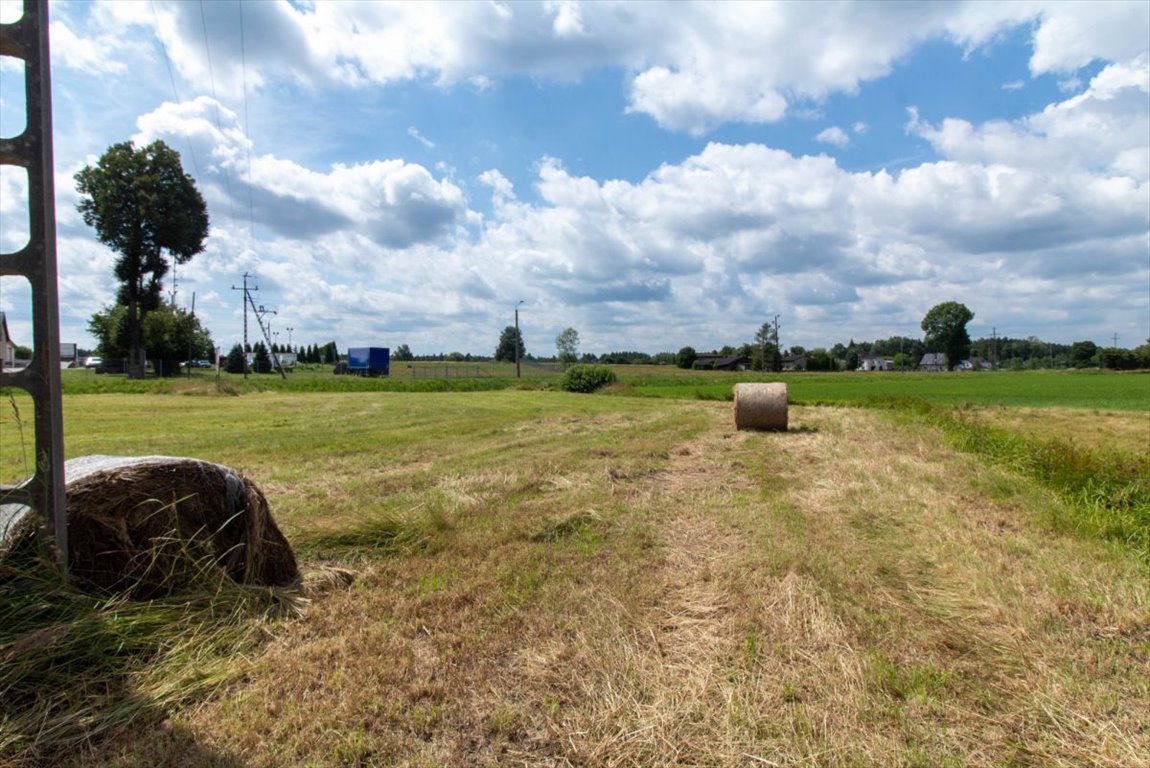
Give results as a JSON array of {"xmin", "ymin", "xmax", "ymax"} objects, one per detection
[
  {"xmin": 515, "ymin": 300, "xmax": 525, "ymax": 379},
  {"xmin": 286, "ymin": 326, "xmax": 294, "ymax": 351}
]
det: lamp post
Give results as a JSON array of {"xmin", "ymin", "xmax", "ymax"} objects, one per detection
[
  {"xmin": 286, "ymin": 326, "xmax": 294, "ymax": 351},
  {"xmin": 515, "ymin": 300, "xmax": 524, "ymax": 379}
]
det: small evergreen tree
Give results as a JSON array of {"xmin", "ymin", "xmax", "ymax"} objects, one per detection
[
  {"xmin": 252, "ymin": 342, "xmax": 272, "ymax": 373},
  {"xmin": 224, "ymin": 343, "xmax": 246, "ymax": 373}
]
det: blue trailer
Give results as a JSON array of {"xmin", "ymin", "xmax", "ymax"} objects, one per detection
[{"xmin": 347, "ymin": 347, "xmax": 390, "ymax": 377}]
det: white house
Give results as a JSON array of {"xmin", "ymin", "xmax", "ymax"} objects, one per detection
[
  {"xmin": 858, "ymin": 356, "xmax": 893, "ymax": 371},
  {"xmin": 0, "ymin": 312, "xmax": 15, "ymax": 370}
]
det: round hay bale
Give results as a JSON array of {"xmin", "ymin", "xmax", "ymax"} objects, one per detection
[
  {"xmin": 3, "ymin": 455, "xmax": 299, "ymax": 598},
  {"xmin": 733, "ymin": 382, "xmax": 788, "ymax": 431}
]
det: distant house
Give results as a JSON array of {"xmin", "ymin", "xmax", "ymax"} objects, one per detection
[
  {"xmin": 781, "ymin": 354, "xmax": 807, "ymax": 371},
  {"xmin": 692, "ymin": 354, "xmax": 749, "ymax": 371},
  {"xmin": 957, "ymin": 357, "xmax": 995, "ymax": 372},
  {"xmin": 0, "ymin": 312, "xmax": 14, "ymax": 370},
  {"xmin": 858, "ymin": 356, "xmax": 893, "ymax": 372},
  {"xmin": 918, "ymin": 352, "xmax": 946, "ymax": 372}
]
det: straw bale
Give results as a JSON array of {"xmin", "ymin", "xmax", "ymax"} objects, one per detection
[
  {"xmin": 733, "ymin": 382, "xmax": 788, "ymax": 431},
  {"xmin": 2, "ymin": 455, "xmax": 299, "ymax": 598}
]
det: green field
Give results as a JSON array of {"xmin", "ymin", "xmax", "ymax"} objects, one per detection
[
  {"xmin": 55, "ymin": 365, "xmax": 1150, "ymax": 412},
  {"xmin": 612, "ymin": 367, "xmax": 1150, "ymax": 410},
  {"xmin": 2, "ymin": 373, "xmax": 1149, "ymax": 766}
]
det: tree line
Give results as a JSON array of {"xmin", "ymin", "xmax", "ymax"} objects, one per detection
[{"xmin": 70, "ymin": 142, "xmax": 1147, "ymax": 377}]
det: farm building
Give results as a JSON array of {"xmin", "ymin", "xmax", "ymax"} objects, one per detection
[
  {"xmin": 692, "ymin": 354, "xmax": 749, "ymax": 371},
  {"xmin": 918, "ymin": 352, "xmax": 947, "ymax": 371},
  {"xmin": 781, "ymin": 354, "xmax": 808, "ymax": 371},
  {"xmin": 858, "ymin": 356, "xmax": 893, "ymax": 371}
]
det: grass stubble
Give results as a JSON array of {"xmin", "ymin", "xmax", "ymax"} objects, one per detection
[{"xmin": 1, "ymin": 391, "xmax": 1147, "ymax": 766}]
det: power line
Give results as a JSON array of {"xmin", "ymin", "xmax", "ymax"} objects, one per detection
[
  {"xmin": 198, "ymin": 0, "xmax": 238, "ymax": 223},
  {"xmin": 150, "ymin": 0, "xmax": 201, "ymax": 180},
  {"xmin": 238, "ymin": 0, "xmax": 256, "ymax": 241}
]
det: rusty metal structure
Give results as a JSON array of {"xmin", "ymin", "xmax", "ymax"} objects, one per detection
[{"xmin": 0, "ymin": 0, "xmax": 67, "ymax": 566}]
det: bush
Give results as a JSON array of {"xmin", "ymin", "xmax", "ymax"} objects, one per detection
[{"xmin": 560, "ymin": 364, "xmax": 617, "ymax": 393}]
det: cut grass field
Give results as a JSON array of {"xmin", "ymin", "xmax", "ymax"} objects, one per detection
[{"xmin": 2, "ymin": 383, "xmax": 1149, "ymax": 767}]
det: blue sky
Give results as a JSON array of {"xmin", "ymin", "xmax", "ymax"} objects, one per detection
[{"xmin": 1, "ymin": 0, "xmax": 1148, "ymax": 358}]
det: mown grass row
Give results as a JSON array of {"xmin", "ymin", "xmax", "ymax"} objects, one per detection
[{"xmin": 885, "ymin": 398, "xmax": 1150, "ymax": 564}]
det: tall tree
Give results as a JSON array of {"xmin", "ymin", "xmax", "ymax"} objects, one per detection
[
  {"xmin": 921, "ymin": 301, "xmax": 974, "ymax": 370},
  {"xmin": 754, "ymin": 322, "xmax": 777, "ymax": 371},
  {"xmin": 495, "ymin": 326, "xmax": 526, "ymax": 362},
  {"xmin": 75, "ymin": 140, "xmax": 209, "ymax": 378},
  {"xmin": 555, "ymin": 327, "xmax": 580, "ymax": 365}
]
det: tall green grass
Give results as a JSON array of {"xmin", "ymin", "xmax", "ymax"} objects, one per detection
[{"xmin": 886, "ymin": 399, "xmax": 1150, "ymax": 563}]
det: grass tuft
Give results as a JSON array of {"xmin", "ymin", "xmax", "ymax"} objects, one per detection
[
  {"xmin": 0, "ymin": 548, "xmax": 296, "ymax": 765},
  {"xmin": 297, "ymin": 508, "xmax": 452, "ymax": 559},
  {"xmin": 529, "ymin": 511, "xmax": 603, "ymax": 543}
]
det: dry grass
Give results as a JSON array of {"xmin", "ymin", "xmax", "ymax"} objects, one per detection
[
  {"xmin": 965, "ymin": 406, "xmax": 1150, "ymax": 456},
  {"xmin": 10, "ymin": 395, "xmax": 1146, "ymax": 767}
]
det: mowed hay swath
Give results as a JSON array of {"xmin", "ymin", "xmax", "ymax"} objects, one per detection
[
  {"xmin": 733, "ymin": 382, "xmax": 788, "ymax": 431},
  {"xmin": 3, "ymin": 455, "xmax": 300, "ymax": 598}
]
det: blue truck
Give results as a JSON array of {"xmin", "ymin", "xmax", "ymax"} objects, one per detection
[{"xmin": 346, "ymin": 347, "xmax": 390, "ymax": 377}]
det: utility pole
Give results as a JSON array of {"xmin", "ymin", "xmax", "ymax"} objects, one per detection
[
  {"xmin": 249, "ymin": 300, "xmax": 286, "ymax": 379},
  {"xmin": 287, "ymin": 326, "xmax": 294, "ymax": 351},
  {"xmin": 184, "ymin": 292, "xmax": 196, "ymax": 376},
  {"xmin": 515, "ymin": 300, "xmax": 524, "ymax": 379},
  {"xmin": 231, "ymin": 272, "xmax": 257, "ymax": 378},
  {"xmin": 1113, "ymin": 332, "xmax": 1119, "ymax": 348}
]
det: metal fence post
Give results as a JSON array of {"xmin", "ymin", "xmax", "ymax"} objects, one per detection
[{"xmin": 0, "ymin": 0, "xmax": 67, "ymax": 568}]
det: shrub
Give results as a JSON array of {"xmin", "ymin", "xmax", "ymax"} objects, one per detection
[{"xmin": 560, "ymin": 364, "xmax": 617, "ymax": 393}]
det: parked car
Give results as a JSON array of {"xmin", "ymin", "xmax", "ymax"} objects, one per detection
[{"xmin": 84, "ymin": 356, "xmax": 103, "ymax": 368}]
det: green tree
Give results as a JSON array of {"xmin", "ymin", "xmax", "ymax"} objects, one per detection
[
  {"xmin": 676, "ymin": 346, "xmax": 697, "ymax": 369},
  {"xmin": 495, "ymin": 326, "xmax": 526, "ymax": 362},
  {"xmin": 806, "ymin": 348, "xmax": 836, "ymax": 371},
  {"xmin": 1068, "ymin": 340, "xmax": 1098, "ymax": 367},
  {"xmin": 88, "ymin": 304, "xmax": 129, "ymax": 359},
  {"xmin": 1136, "ymin": 340, "xmax": 1150, "ymax": 370},
  {"xmin": 75, "ymin": 140, "xmax": 210, "ymax": 378},
  {"xmin": 555, "ymin": 327, "xmax": 580, "ymax": 365},
  {"xmin": 1098, "ymin": 347, "xmax": 1139, "ymax": 370},
  {"xmin": 88, "ymin": 303, "xmax": 213, "ymax": 375},
  {"xmin": 393, "ymin": 344, "xmax": 413, "ymax": 361},
  {"xmin": 921, "ymin": 301, "xmax": 974, "ymax": 371},
  {"xmin": 224, "ymin": 343, "xmax": 246, "ymax": 374},
  {"xmin": 754, "ymin": 322, "xmax": 776, "ymax": 372},
  {"xmin": 252, "ymin": 342, "xmax": 272, "ymax": 373},
  {"xmin": 141, "ymin": 304, "xmax": 213, "ymax": 375}
]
